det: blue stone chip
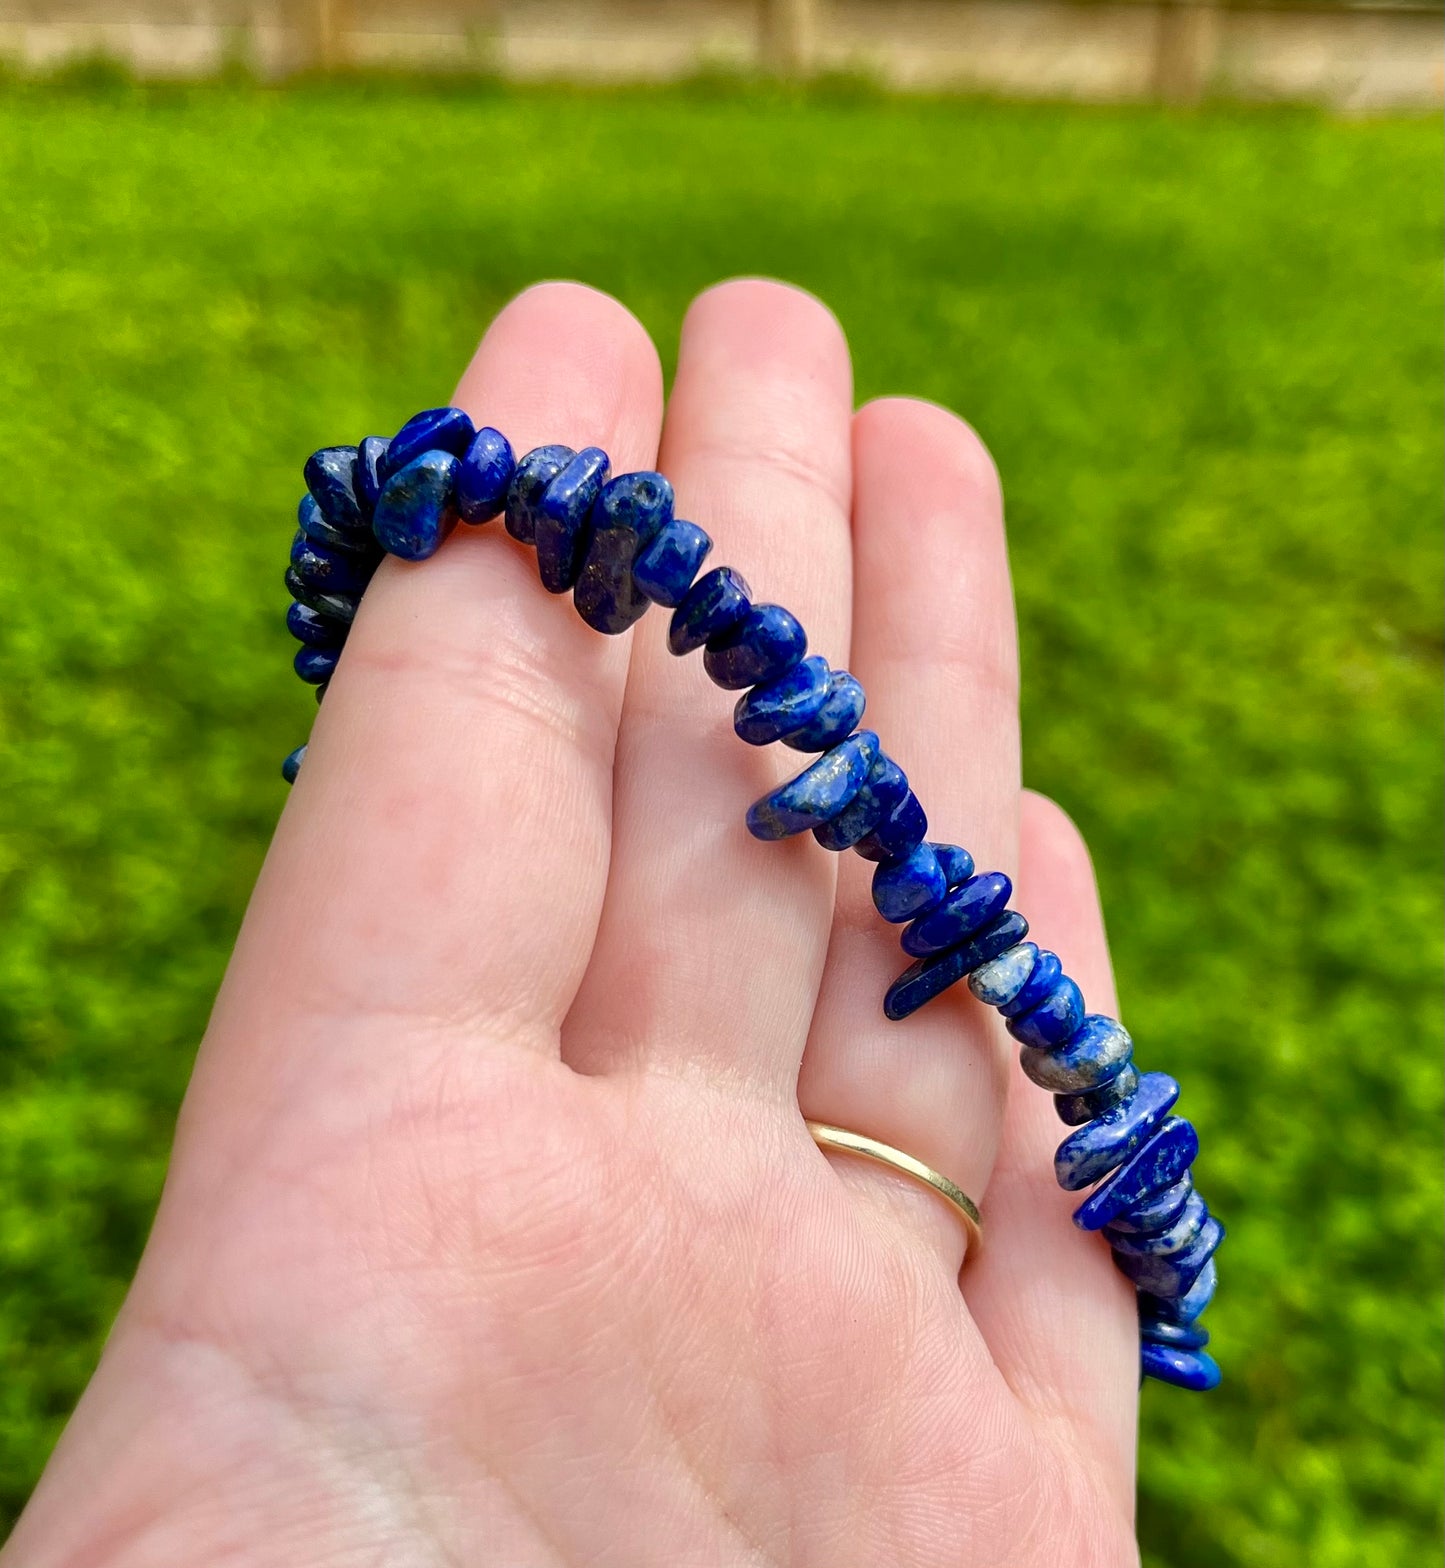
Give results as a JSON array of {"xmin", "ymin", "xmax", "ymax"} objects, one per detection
[
  {"xmin": 537, "ymin": 446, "xmax": 609, "ymax": 593},
  {"xmin": 669, "ymin": 567, "xmax": 753, "ymax": 655},
  {"xmin": 355, "ymin": 436, "xmax": 388, "ymax": 516},
  {"xmin": 303, "ymin": 445, "xmax": 366, "ymax": 538},
  {"xmin": 1054, "ymin": 1062, "xmax": 1141, "ymax": 1126},
  {"xmin": 1107, "ymin": 1172, "xmax": 1194, "ymax": 1234},
  {"xmin": 1053, "ymin": 1072, "xmax": 1180, "ymax": 1190},
  {"xmin": 1019, "ymin": 1012, "xmax": 1134, "ymax": 1093},
  {"xmin": 1007, "ymin": 975, "xmax": 1086, "ymax": 1049},
  {"xmin": 574, "ymin": 470, "xmax": 675, "ymax": 633},
  {"xmin": 931, "ymin": 843, "xmax": 976, "ymax": 889},
  {"xmin": 1141, "ymin": 1342, "xmax": 1221, "ymax": 1392},
  {"xmin": 883, "ymin": 909, "xmax": 1030, "ymax": 1021},
  {"xmin": 968, "ymin": 941, "xmax": 1038, "ymax": 1007},
  {"xmin": 633, "ymin": 518, "xmax": 713, "ymax": 607},
  {"xmin": 505, "ymin": 444, "xmax": 576, "ymax": 545},
  {"xmin": 779, "ymin": 669, "xmax": 865, "ymax": 751},
  {"xmin": 380, "ymin": 406, "xmax": 476, "ymax": 482},
  {"xmin": 284, "ymin": 567, "xmax": 359, "ymax": 625},
  {"xmin": 287, "ymin": 600, "xmax": 348, "ymax": 649},
  {"xmin": 372, "ymin": 451, "xmax": 461, "ymax": 561},
  {"xmin": 456, "ymin": 427, "xmax": 516, "ymax": 524},
  {"xmin": 1113, "ymin": 1213, "xmax": 1223, "ymax": 1299},
  {"xmin": 746, "ymin": 730, "xmax": 880, "ymax": 840},
  {"xmin": 734, "ymin": 655, "xmax": 831, "ymax": 746},
  {"xmin": 871, "ymin": 843, "xmax": 948, "ymax": 923},
  {"xmin": 294, "ymin": 644, "xmax": 340, "ymax": 684},
  {"xmin": 704, "ymin": 604, "xmax": 808, "ymax": 690},
  {"xmin": 1073, "ymin": 1116, "xmax": 1199, "ymax": 1231},
  {"xmin": 1140, "ymin": 1257, "xmax": 1217, "ymax": 1325},
  {"xmin": 902, "ymin": 870, "xmax": 1013, "ymax": 958},
  {"xmin": 814, "ymin": 753, "xmax": 909, "ymax": 851}
]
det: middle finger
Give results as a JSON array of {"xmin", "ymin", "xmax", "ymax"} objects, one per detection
[{"xmin": 564, "ymin": 280, "xmax": 855, "ymax": 1087}]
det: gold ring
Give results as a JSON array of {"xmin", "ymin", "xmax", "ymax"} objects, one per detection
[{"xmin": 807, "ymin": 1120, "xmax": 982, "ymax": 1255}]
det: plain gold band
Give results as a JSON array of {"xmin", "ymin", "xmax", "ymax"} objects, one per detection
[{"xmin": 807, "ymin": 1120, "xmax": 982, "ymax": 1255}]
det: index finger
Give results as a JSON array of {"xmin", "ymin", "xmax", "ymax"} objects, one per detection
[{"xmin": 196, "ymin": 284, "xmax": 663, "ymax": 1132}]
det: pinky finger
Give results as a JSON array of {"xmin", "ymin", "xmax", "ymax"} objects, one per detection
[{"xmin": 962, "ymin": 790, "xmax": 1139, "ymax": 1506}]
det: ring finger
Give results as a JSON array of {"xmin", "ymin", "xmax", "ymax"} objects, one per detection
[{"xmin": 797, "ymin": 395, "xmax": 1020, "ymax": 1276}]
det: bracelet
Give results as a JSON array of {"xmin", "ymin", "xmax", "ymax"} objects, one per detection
[{"xmin": 280, "ymin": 404, "xmax": 1223, "ymax": 1392}]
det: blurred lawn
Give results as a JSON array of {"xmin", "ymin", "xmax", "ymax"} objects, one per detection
[{"xmin": 0, "ymin": 74, "xmax": 1441, "ymax": 1564}]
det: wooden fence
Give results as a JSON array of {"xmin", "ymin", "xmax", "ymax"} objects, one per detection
[{"xmin": 1, "ymin": 0, "xmax": 1440, "ymax": 106}]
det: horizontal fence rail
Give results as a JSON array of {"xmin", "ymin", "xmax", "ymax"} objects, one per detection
[{"xmin": 1, "ymin": 0, "xmax": 1440, "ymax": 105}]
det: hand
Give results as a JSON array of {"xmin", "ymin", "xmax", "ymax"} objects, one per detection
[{"xmin": 7, "ymin": 280, "xmax": 1140, "ymax": 1567}]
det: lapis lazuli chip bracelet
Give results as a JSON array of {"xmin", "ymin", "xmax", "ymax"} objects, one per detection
[{"xmin": 281, "ymin": 406, "xmax": 1224, "ymax": 1392}]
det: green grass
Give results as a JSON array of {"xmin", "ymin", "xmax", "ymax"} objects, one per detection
[{"xmin": 0, "ymin": 76, "xmax": 1440, "ymax": 1564}]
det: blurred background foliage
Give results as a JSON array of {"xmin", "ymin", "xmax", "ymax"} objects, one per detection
[{"xmin": 0, "ymin": 72, "xmax": 1440, "ymax": 1565}]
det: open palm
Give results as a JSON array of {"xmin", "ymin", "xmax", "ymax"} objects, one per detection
[{"xmin": 9, "ymin": 280, "xmax": 1141, "ymax": 1567}]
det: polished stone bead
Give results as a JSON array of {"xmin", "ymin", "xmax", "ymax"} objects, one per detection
[
  {"xmin": 883, "ymin": 909, "xmax": 1030, "ymax": 1021},
  {"xmin": 734, "ymin": 656, "xmax": 831, "ymax": 746},
  {"xmin": 355, "ymin": 436, "xmax": 388, "ymax": 516},
  {"xmin": 303, "ymin": 445, "xmax": 366, "ymax": 536},
  {"xmin": 1073, "ymin": 1115, "xmax": 1199, "ymax": 1231},
  {"xmin": 573, "ymin": 529, "xmax": 647, "ymax": 633},
  {"xmin": 932, "ymin": 843, "xmax": 976, "ymax": 890},
  {"xmin": 1054, "ymin": 1072, "xmax": 1181, "ymax": 1190},
  {"xmin": 372, "ymin": 451, "xmax": 461, "ymax": 561},
  {"xmin": 997, "ymin": 950, "xmax": 1062, "ymax": 1017},
  {"xmin": 902, "ymin": 871, "xmax": 1013, "ymax": 958},
  {"xmin": 1140, "ymin": 1317, "xmax": 1209, "ymax": 1350},
  {"xmin": 574, "ymin": 470, "xmax": 675, "ymax": 633},
  {"xmin": 745, "ymin": 730, "xmax": 879, "ymax": 840},
  {"xmin": 594, "ymin": 469, "xmax": 673, "ymax": 540},
  {"xmin": 380, "ymin": 406, "xmax": 476, "ymax": 482},
  {"xmin": 1106, "ymin": 1191, "xmax": 1208, "ymax": 1256},
  {"xmin": 1020, "ymin": 1012, "xmax": 1133, "ymax": 1093},
  {"xmin": 294, "ymin": 644, "xmax": 339, "ymax": 684},
  {"xmin": 669, "ymin": 567, "xmax": 753, "ymax": 655},
  {"xmin": 281, "ymin": 744, "xmax": 306, "ymax": 784},
  {"xmin": 1141, "ymin": 1342, "xmax": 1221, "ymax": 1392},
  {"xmin": 299, "ymin": 493, "xmax": 379, "ymax": 558},
  {"xmin": 854, "ymin": 790, "xmax": 928, "ymax": 862},
  {"xmin": 285, "ymin": 566, "xmax": 359, "ymax": 625},
  {"xmin": 1107, "ymin": 1172, "xmax": 1194, "ymax": 1234},
  {"xmin": 1141, "ymin": 1257, "xmax": 1217, "ymax": 1324},
  {"xmin": 633, "ymin": 519, "xmax": 713, "ymax": 606},
  {"xmin": 456, "ymin": 427, "xmax": 515, "ymax": 523},
  {"xmin": 871, "ymin": 843, "xmax": 948, "ymax": 923},
  {"xmin": 287, "ymin": 600, "xmax": 349, "ymax": 649},
  {"xmin": 1114, "ymin": 1214, "xmax": 1223, "ymax": 1298},
  {"xmin": 289, "ymin": 531, "xmax": 376, "ymax": 597},
  {"xmin": 780, "ymin": 669, "xmax": 866, "ymax": 751},
  {"xmin": 969, "ymin": 942, "xmax": 1038, "ymax": 1007},
  {"xmin": 1055, "ymin": 1062, "xmax": 1141, "ymax": 1126},
  {"xmin": 704, "ymin": 604, "xmax": 807, "ymax": 690},
  {"xmin": 815, "ymin": 753, "xmax": 909, "ymax": 851},
  {"xmin": 1008, "ymin": 975, "xmax": 1086, "ymax": 1049},
  {"xmin": 505, "ymin": 444, "xmax": 575, "ymax": 544},
  {"xmin": 537, "ymin": 446, "xmax": 609, "ymax": 593}
]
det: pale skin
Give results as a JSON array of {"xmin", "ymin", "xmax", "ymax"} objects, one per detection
[{"xmin": 7, "ymin": 280, "xmax": 1143, "ymax": 1567}]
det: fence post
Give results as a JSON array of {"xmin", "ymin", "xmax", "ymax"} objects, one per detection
[
  {"xmin": 302, "ymin": 0, "xmax": 349, "ymax": 70},
  {"xmin": 1151, "ymin": 0, "xmax": 1221, "ymax": 102},
  {"xmin": 759, "ymin": 0, "xmax": 819, "ymax": 76}
]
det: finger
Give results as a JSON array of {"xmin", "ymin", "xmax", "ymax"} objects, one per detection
[
  {"xmin": 564, "ymin": 279, "xmax": 854, "ymax": 1086},
  {"xmin": 798, "ymin": 397, "xmax": 1020, "ymax": 1274},
  {"xmin": 963, "ymin": 790, "xmax": 1138, "ymax": 1499},
  {"xmin": 210, "ymin": 283, "xmax": 664, "ymax": 1089}
]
